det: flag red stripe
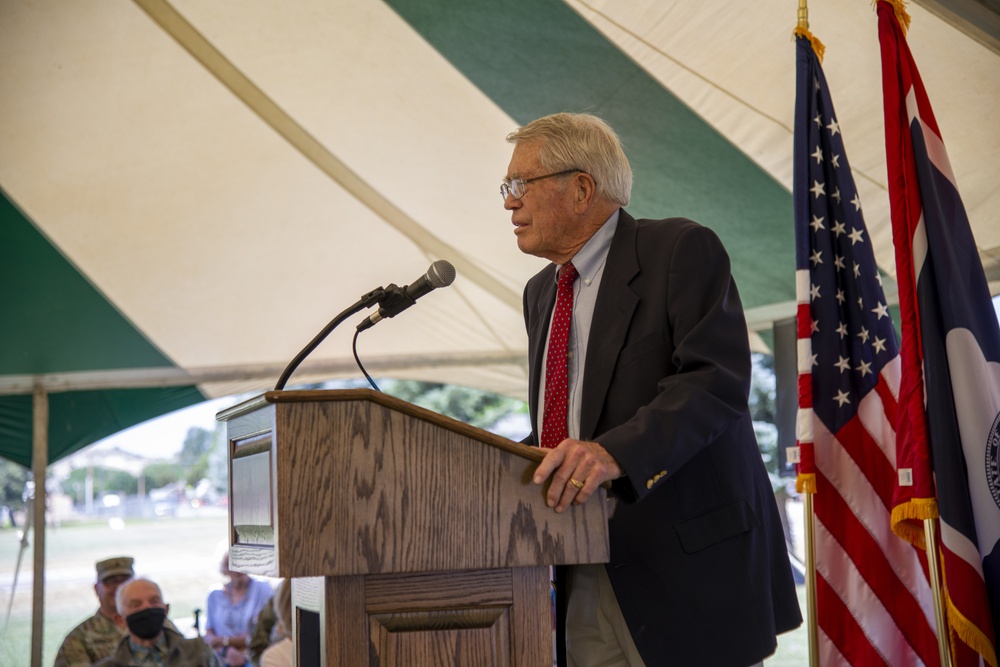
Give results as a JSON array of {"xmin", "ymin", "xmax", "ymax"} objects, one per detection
[
  {"xmin": 798, "ymin": 373, "xmax": 813, "ymax": 409},
  {"xmin": 817, "ymin": 573, "xmax": 891, "ymax": 667},
  {"xmin": 816, "ymin": 472, "xmax": 940, "ymax": 665},
  {"xmin": 798, "ymin": 303, "xmax": 813, "ymax": 337},
  {"xmin": 952, "ymin": 639, "xmax": 978, "ymax": 667},
  {"xmin": 799, "ymin": 441, "xmax": 816, "ymax": 477},
  {"xmin": 940, "ymin": 543, "xmax": 995, "ymax": 639},
  {"xmin": 873, "ymin": 373, "xmax": 898, "ymax": 431},
  {"xmin": 830, "ymin": 411, "xmax": 897, "ymax": 509}
]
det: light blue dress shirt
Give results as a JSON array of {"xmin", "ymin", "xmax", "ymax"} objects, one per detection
[{"xmin": 537, "ymin": 210, "xmax": 619, "ymax": 440}]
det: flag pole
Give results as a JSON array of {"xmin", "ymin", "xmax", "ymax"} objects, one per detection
[
  {"xmin": 797, "ymin": 3, "xmax": 820, "ymax": 662},
  {"xmin": 803, "ymin": 493, "xmax": 819, "ymax": 665},
  {"xmin": 923, "ymin": 518, "xmax": 952, "ymax": 667}
]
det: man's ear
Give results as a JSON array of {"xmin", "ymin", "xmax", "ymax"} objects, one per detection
[
  {"xmin": 573, "ymin": 172, "xmax": 597, "ymax": 212},
  {"xmin": 113, "ymin": 613, "xmax": 127, "ymax": 631},
  {"xmin": 164, "ymin": 603, "xmax": 170, "ymax": 618}
]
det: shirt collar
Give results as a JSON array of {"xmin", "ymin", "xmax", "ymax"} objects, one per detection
[
  {"xmin": 128, "ymin": 632, "xmax": 169, "ymax": 657},
  {"xmin": 556, "ymin": 209, "xmax": 619, "ymax": 286}
]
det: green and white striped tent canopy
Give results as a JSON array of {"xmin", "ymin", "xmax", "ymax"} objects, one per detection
[{"xmin": 2, "ymin": 0, "xmax": 998, "ymax": 467}]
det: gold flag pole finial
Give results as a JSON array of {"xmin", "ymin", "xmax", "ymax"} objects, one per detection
[{"xmin": 793, "ymin": 0, "xmax": 826, "ymax": 61}]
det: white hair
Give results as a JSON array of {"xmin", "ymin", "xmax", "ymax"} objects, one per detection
[
  {"xmin": 114, "ymin": 577, "xmax": 163, "ymax": 615},
  {"xmin": 506, "ymin": 112, "xmax": 632, "ymax": 206}
]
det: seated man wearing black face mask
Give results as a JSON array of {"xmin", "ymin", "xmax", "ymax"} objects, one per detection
[{"xmin": 96, "ymin": 577, "xmax": 221, "ymax": 667}]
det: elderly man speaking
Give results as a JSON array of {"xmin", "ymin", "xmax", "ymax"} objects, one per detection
[{"xmin": 504, "ymin": 112, "xmax": 801, "ymax": 666}]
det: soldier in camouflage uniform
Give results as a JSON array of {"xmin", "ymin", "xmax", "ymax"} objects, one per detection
[
  {"xmin": 247, "ymin": 594, "xmax": 280, "ymax": 667},
  {"xmin": 54, "ymin": 556, "xmax": 134, "ymax": 667}
]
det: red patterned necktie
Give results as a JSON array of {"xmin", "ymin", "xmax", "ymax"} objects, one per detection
[{"xmin": 540, "ymin": 262, "xmax": 579, "ymax": 448}]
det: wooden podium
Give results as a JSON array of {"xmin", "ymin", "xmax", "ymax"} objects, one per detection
[{"xmin": 217, "ymin": 389, "xmax": 609, "ymax": 666}]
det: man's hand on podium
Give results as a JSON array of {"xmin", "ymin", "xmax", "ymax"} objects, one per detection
[{"xmin": 532, "ymin": 439, "xmax": 622, "ymax": 513}]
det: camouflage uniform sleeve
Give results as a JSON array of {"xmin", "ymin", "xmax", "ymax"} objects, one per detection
[
  {"xmin": 54, "ymin": 614, "xmax": 125, "ymax": 667},
  {"xmin": 53, "ymin": 625, "xmax": 90, "ymax": 667},
  {"xmin": 248, "ymin": 596, "xmax": 277, "ymax": 666}
]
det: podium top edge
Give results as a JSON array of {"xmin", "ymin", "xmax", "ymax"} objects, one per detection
[
  {"xmin": 215, "ymin": 388, "xmax": 376, "ymax": 419},
  {"xmin": 216, "ymin": 389, "xmax": 544, "ymax": 464}
]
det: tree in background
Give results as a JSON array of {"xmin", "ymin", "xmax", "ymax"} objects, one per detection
[
  {"xmin": 206, "ymin": 422, "xmax": 229, "ymax": 498},
  {"xmin": 62, "ymin": 466, "xmax": 138, "ymax": 504},
  {"xmin": 749, "ymin": 353, "xmax": 777, "ymax": 423},
  {"xmin": 748, "ymin": 353, "xmax": 796, "ymax": 549},
  {"xmin": 380, "ymin": 380, "xmax": 527, "ymax": 432},
  {"xmin": 178, "ymin": 426, "xmax": 213, "ymax": 485},
  {"xmin": 143, "ymin": 462, "xmax": 185, "ymax": 491},
  {"xmin": 381, "ymin": 364, "xmax": 780, "ymax": 465},
  {"xmin": 749, "ymin": 353, "xmax": 782, "ymax": 485}
]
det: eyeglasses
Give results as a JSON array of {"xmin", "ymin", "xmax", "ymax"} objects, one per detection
[{"xmin": 500, "ymin": 169, "xmax": 580, "ymax": 200}]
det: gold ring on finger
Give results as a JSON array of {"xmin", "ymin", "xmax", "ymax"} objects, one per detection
[{"xmin": 569, "ymin": 478, "xmax": 585, "ymax": 490}]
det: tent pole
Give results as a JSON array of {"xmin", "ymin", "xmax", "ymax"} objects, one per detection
[{"xmin": 31, "ymin": 388, "xmax": 47, "ymax": 667}]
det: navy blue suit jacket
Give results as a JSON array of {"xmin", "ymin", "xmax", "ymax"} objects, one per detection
[{"xmin": 523, "ymin": 211, "xmax": 802, "ymax": 666}]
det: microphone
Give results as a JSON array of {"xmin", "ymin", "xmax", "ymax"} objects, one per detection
[{"xmin": 356, "ymin": 260, "xmax": 456, "ymax": 331}]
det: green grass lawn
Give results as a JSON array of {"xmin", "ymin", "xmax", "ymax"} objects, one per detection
[
  {"xmin": 0, "ymin": 512, "xmax": 232, "ymax": 666},
  {"xmin": 0, "ymin": 512, "xmax": 809, "ymax": 666}
]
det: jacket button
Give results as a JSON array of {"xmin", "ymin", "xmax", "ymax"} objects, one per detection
[{"xmin": 646, "ymin": 479, "xmax": 654, "ymax": 489}]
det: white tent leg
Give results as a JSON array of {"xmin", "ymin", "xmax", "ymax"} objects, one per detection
[{"xmin": 31, "ymin": 389, "xmax": 47, "ymax": 667}]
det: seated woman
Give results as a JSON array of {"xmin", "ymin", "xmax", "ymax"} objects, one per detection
[{"xmin": 204, "ymin": 553, "xmax": 274, "ymax": 666}]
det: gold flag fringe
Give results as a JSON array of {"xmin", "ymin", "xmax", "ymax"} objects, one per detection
[
  {"xmin": 876, "ymin": 0, "xmax": 912, "ymax": 35},
  {"xmin": 890, "ymin": 497, "xmax": 938, "ymax": 549},
  {"xmin": 944, "ymin": 562, "xmax": 1000, "ymax": 667},
  {"xmin": 793, "ymin": 26, "xmax": 826, "ymax": 63},
  {"xmin": 796, "ymin": 472, "xmax": 816, "ymax": 494}
]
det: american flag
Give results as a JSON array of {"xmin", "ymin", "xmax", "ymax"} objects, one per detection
[
  {"xmin": 793, "ymin": 33, "xmax": 940, "ymax": 665},
  {"xmin": 878, "ymin": 3, "xmax": 1000, "ymax": 665}
]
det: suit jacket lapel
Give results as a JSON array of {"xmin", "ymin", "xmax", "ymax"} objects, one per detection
[{"xmin": 580, "ymin": 210, "xmax": 640, "ymax": 440}]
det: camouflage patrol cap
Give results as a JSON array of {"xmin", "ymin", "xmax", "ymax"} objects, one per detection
[{"xmin": 95, "ymin": 556, "xmax": 134, "ymax": 581}]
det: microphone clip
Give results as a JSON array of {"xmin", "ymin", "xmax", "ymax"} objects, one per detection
[
  {"xmin": 357, "ymin": 284, "xmax": 414, "ymax": 331},
  {"xmin": 358, "ymin": 287, "xmax": 388, "ymax": 309}
]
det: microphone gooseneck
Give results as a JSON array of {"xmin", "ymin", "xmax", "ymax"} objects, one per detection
[{"xmin": 273, "ymin": 260, "xmax": 457, "ymax": 391}]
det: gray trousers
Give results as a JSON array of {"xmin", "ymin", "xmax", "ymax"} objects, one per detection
[{"xmin": 564, "ymin": 564, "xmax": 766, "ymax": 667}]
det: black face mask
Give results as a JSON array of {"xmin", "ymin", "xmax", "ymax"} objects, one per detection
[{"xmin": 125, "ymin": 607, "xmax": 167, "ymax": 640}]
